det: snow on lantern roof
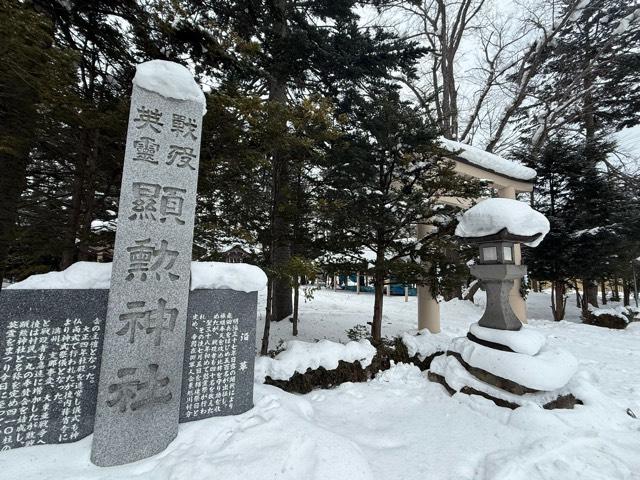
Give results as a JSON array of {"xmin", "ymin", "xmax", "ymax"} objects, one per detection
[
  {"xmin": 439, "ymin": 137, "xmax": 537, "ymax": 182},
  {"xmin": 455, "ymin": 198, "xmax": 550, "ymax": 247}
]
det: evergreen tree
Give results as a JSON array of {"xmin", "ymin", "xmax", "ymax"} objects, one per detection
[
  {"xmin": 0, "ymin": 0, "xmax": 74, "ymax": 280},
  {"xmin": 161, "ymin": 0, "xmax": 427, "ymax": 321},
  {"xmin": 319, "ymin": 84, "xmax": 481, "ymax": 342}
]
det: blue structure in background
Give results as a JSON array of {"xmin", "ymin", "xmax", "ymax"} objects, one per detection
[{"xmin": 338, "ymin": 274, "xmax": 417, "ymax": 296}]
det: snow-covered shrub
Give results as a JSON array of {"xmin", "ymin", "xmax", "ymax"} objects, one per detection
[
  {"xmin": 583, "ymin": 305, "xmax": 638, "ymax": 329},
  {"xmin": 258, "ymin": 336, "xmax": 446, "ymax": 393}
]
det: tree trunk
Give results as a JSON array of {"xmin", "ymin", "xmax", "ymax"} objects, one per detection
[
  {"xmin": 600, "ymin": 279, "xmax": 607, "ymax": 305},
  {"xmin": 612, "ymin": 278, "xmax": 620, "ymax": 302},
  {"xmin": 268, "ymin": 1, "xmax": 293, "ymax": 321},
  {"xmin": 260, "ymin": 278, "xmax": 273, "ymax": 355},
  {"xmin": 623, "ymin": 281, "xmax": 631, "ymax": 307},
  {"xmin": 0, "ymin": 150, "xmax": 28, "ymax": 273},
  {"xmin": 551, "ymin": 280, "xmax": 567, "ymax": 321},
  {"xmin": 371, "ymin": 248, "xmax": 386, "ymax": 342},
  {"xmin": 372, "ymin": 273, "xmax": 384, "ymax": 342},
  {"xmin": 582, "ymin": 279, "xmax": 598, "ymax": 312},
  {"xmin": 292, "ymin": 277, "xmax": 299, "ymax": 336},
  {"xmin": 463, "ymin": 280, "xmax": 481, "ymax": 301},
  {"xmin": 60, "ymin": 168, "xmax": 85, "ymax": 269},
  {"xmin": 531, "ymin": 279, "xmax": 539, "ymax": 293}
]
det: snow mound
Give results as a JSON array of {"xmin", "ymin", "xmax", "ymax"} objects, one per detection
[
  {"xmin": 134, "ymin": 60, "xmax": 206, "ymax": 115},
  {"xmin": 455, "ymin": 198, "xmax": 550, "ymax": 247},
  {"xmin": 449, "ymin": 337, "xmax": 577, "ymax": 391},
  {"xmin": 439, "ymin": 137, "xmax": 537, "ymax": 181},
  {"xmin": 0, "ymin": 384, "xmax": 375, "ymax": 480},
  {"xmin": 469, "ymin": 323, "xmax": 546, "ymax": 356},
  {"xmin": 430, "ymin": 354, "xmax": 574, "ymax": 407},
  {"xmin": 6, "ymin": 262, "xmax": 112, "ymax": 290},
  {"xmin": 401, "ymin": 329, "xmax": 451, "ymax": 360},
  {"xmin": 190, "ymin": 262, "xmax": 267, "ymax": 293},
  {"xmin": 372, "ymin": 362, "xmax": 425, "ymax": 385},
  {"xmin": 7, "ymin": 261, "xmax": 267, "ymax": 293},
  {"xmin": 588, "ymin": 305, "xmax": 636, "ymax": 322},
  {"xmin": 255, "ymin": 339, "xmax": 377, "ymax": 382}
]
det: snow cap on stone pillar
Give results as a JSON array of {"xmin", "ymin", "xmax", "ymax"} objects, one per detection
[{"xmin": 133, "ymin": 59, "xmax": 207, "ymax": 116}]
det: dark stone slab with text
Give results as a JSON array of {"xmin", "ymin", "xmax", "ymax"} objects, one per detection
[
  {"xmin": 0, "ymin": 290, "xmax": 107, "ymax": 450},
  {"xmin": 0, "ymin": 288, "xmax": 257, "ymax": 451},
  {"xmin": 180, "ymin": 289, "xmax": 257, "ymax": 422}
]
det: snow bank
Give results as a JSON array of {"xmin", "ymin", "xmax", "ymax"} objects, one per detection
[
  {"xmin": 449, "ymin": 337, "xmax": 577, "ymax": 391},
  {"xmin": 6, "ymin": 262, "xmax": 112, "ymax": 290},
  {"xmin": 469, "ymin": 322, "xmax": 546, "ymax": 356},
  {"xmin": 0, "ymin": 384, "xmax": 376, "ymax": 480},
  {"xmin": 439, "ymin": 137, "xmax": 537, "ymax": 181},
  {"xmin": 190, "ymin": 262, "xmax": 267, "ymax": 293},
  {"xmin": 6, "ymin": 261, "xmax": 267, "ymax": 293},
  {"xmin": 255, "ymin": 339, "xmax": 377, "ymax": 382},
  {"xmin": 134, "ymin": 60, "xmax": 206, "ymax": 115},
  {"xmin": 401, "ymin": 329, "xmax": 451, "ymax": 360},
  {"xmin": 455, "ymin": 198, "xmax": 550, "ymax": 247}
]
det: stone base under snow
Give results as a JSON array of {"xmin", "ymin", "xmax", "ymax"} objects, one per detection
[
  {"xmin": 428, "ymin": 329, "xmax": 581, "ymax": 410},
  {"xmin": 449, "ymin": 336, "xmax": 577, "ymax": 391},
  {"xmin": 429, "ymin": 354, "xmax": 582, "ymax": 410}
]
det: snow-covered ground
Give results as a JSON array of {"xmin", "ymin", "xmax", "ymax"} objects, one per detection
[{"xmin": 3, "ymin": 290, "xmax": 640, "ymax": 480}]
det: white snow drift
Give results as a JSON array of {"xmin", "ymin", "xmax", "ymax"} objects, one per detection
[{"xmin": 7, "ymin": 261, "xmax": 267, "ymax": 293}]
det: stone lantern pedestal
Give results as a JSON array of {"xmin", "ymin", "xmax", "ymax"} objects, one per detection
[{"xmin": 470, "ymin": 263, "xmax": 526, "ymax": 331}]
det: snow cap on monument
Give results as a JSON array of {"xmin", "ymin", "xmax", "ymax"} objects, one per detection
[
  {"xmin": 133, "ymin": 60, "xmax": 206, "ymax": 115},
  {"xmin": 455, "ymin": 198, "xmax": 550, "ymax": 247}
]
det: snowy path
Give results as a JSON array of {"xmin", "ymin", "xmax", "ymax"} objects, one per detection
[{"xmin": 2, "ymin": 291, "xmax": 640, "ymax": 479}]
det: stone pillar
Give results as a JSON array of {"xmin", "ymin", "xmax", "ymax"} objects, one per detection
[
  {"xmin": 356, "ymin": 272, "xmax": 361, "ymax": 294},
  {"xmin": 497, "ymin": 186, "xmax": 527, "ymax": 324},
  {"xmin": 91, "ymin": 61, "xmax": 205, "ymax": 466},
  {"xmin": 404, "ymin": 285, "xmax": 409, "ymax": 302},
  {"xmin": 417, "ymin": 223, "xmax": 440, "ymax": 333}
]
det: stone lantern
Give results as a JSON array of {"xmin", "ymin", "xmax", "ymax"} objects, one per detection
[
  {"xmin": 428, "ymin": 198, "xmax": 581, "ymax": 410},
  {"xmin": 468, "ymin": 228, "xmax": 542, "ymax": 331}
]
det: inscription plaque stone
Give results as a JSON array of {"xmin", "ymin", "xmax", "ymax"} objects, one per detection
[
  {"xmin": 180, "ymin": 290, "xmax": 257, "ymax": 421},
  {"xmin": 0, "ymin": 286, "xmax": 258, "ymax": 452},
  {"xmin": 91, "ymin": 60, "xmax": 205, "ymax": 466},
  {"xmin": 0, "ymin": 290, "xmax": 107, "ymax": 450}
]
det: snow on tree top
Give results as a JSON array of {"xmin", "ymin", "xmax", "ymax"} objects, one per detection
[
  {"xmin": 455, "ymin": 198, "xmax": 550, "ymax": 247},
  {"xmin": 134, "ymin": 60, "xmax": 206, "ymax": 115},
  {"xmin": 7, "ymin": 261, "xmax": 267, "ymax": 293},
  {"xmin": 439, "ymin": 137, "xmax": 537, "ymax": 181}
]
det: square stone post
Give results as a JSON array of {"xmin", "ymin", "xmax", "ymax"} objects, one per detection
[
  {"xmin": 417, "ymin": 223, "xmax": 440, "ymax": 333},
  {"xmin": 91, "ymin": 61, "xmax": 205, "ymax": 466},
  {"xmin": 497, "ymin": 186, "xmax": 527, "ymax": 324}
]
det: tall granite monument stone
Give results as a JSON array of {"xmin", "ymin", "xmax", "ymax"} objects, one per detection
[{"xmin": 90, "ymin": 60, "xmax": 206, "ymax": 466}]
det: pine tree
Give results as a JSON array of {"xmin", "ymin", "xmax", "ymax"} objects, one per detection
[
  {"xmin": 161, "ymin": 0, "xmax": 427, "ymax": 321},
  {"xmin": 0, "ymin": 0, "xmax": 75, "ymax": 280},
  {"xmin": 319, "ymin": 84, "xmax": 481, "ymax": 342}
]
